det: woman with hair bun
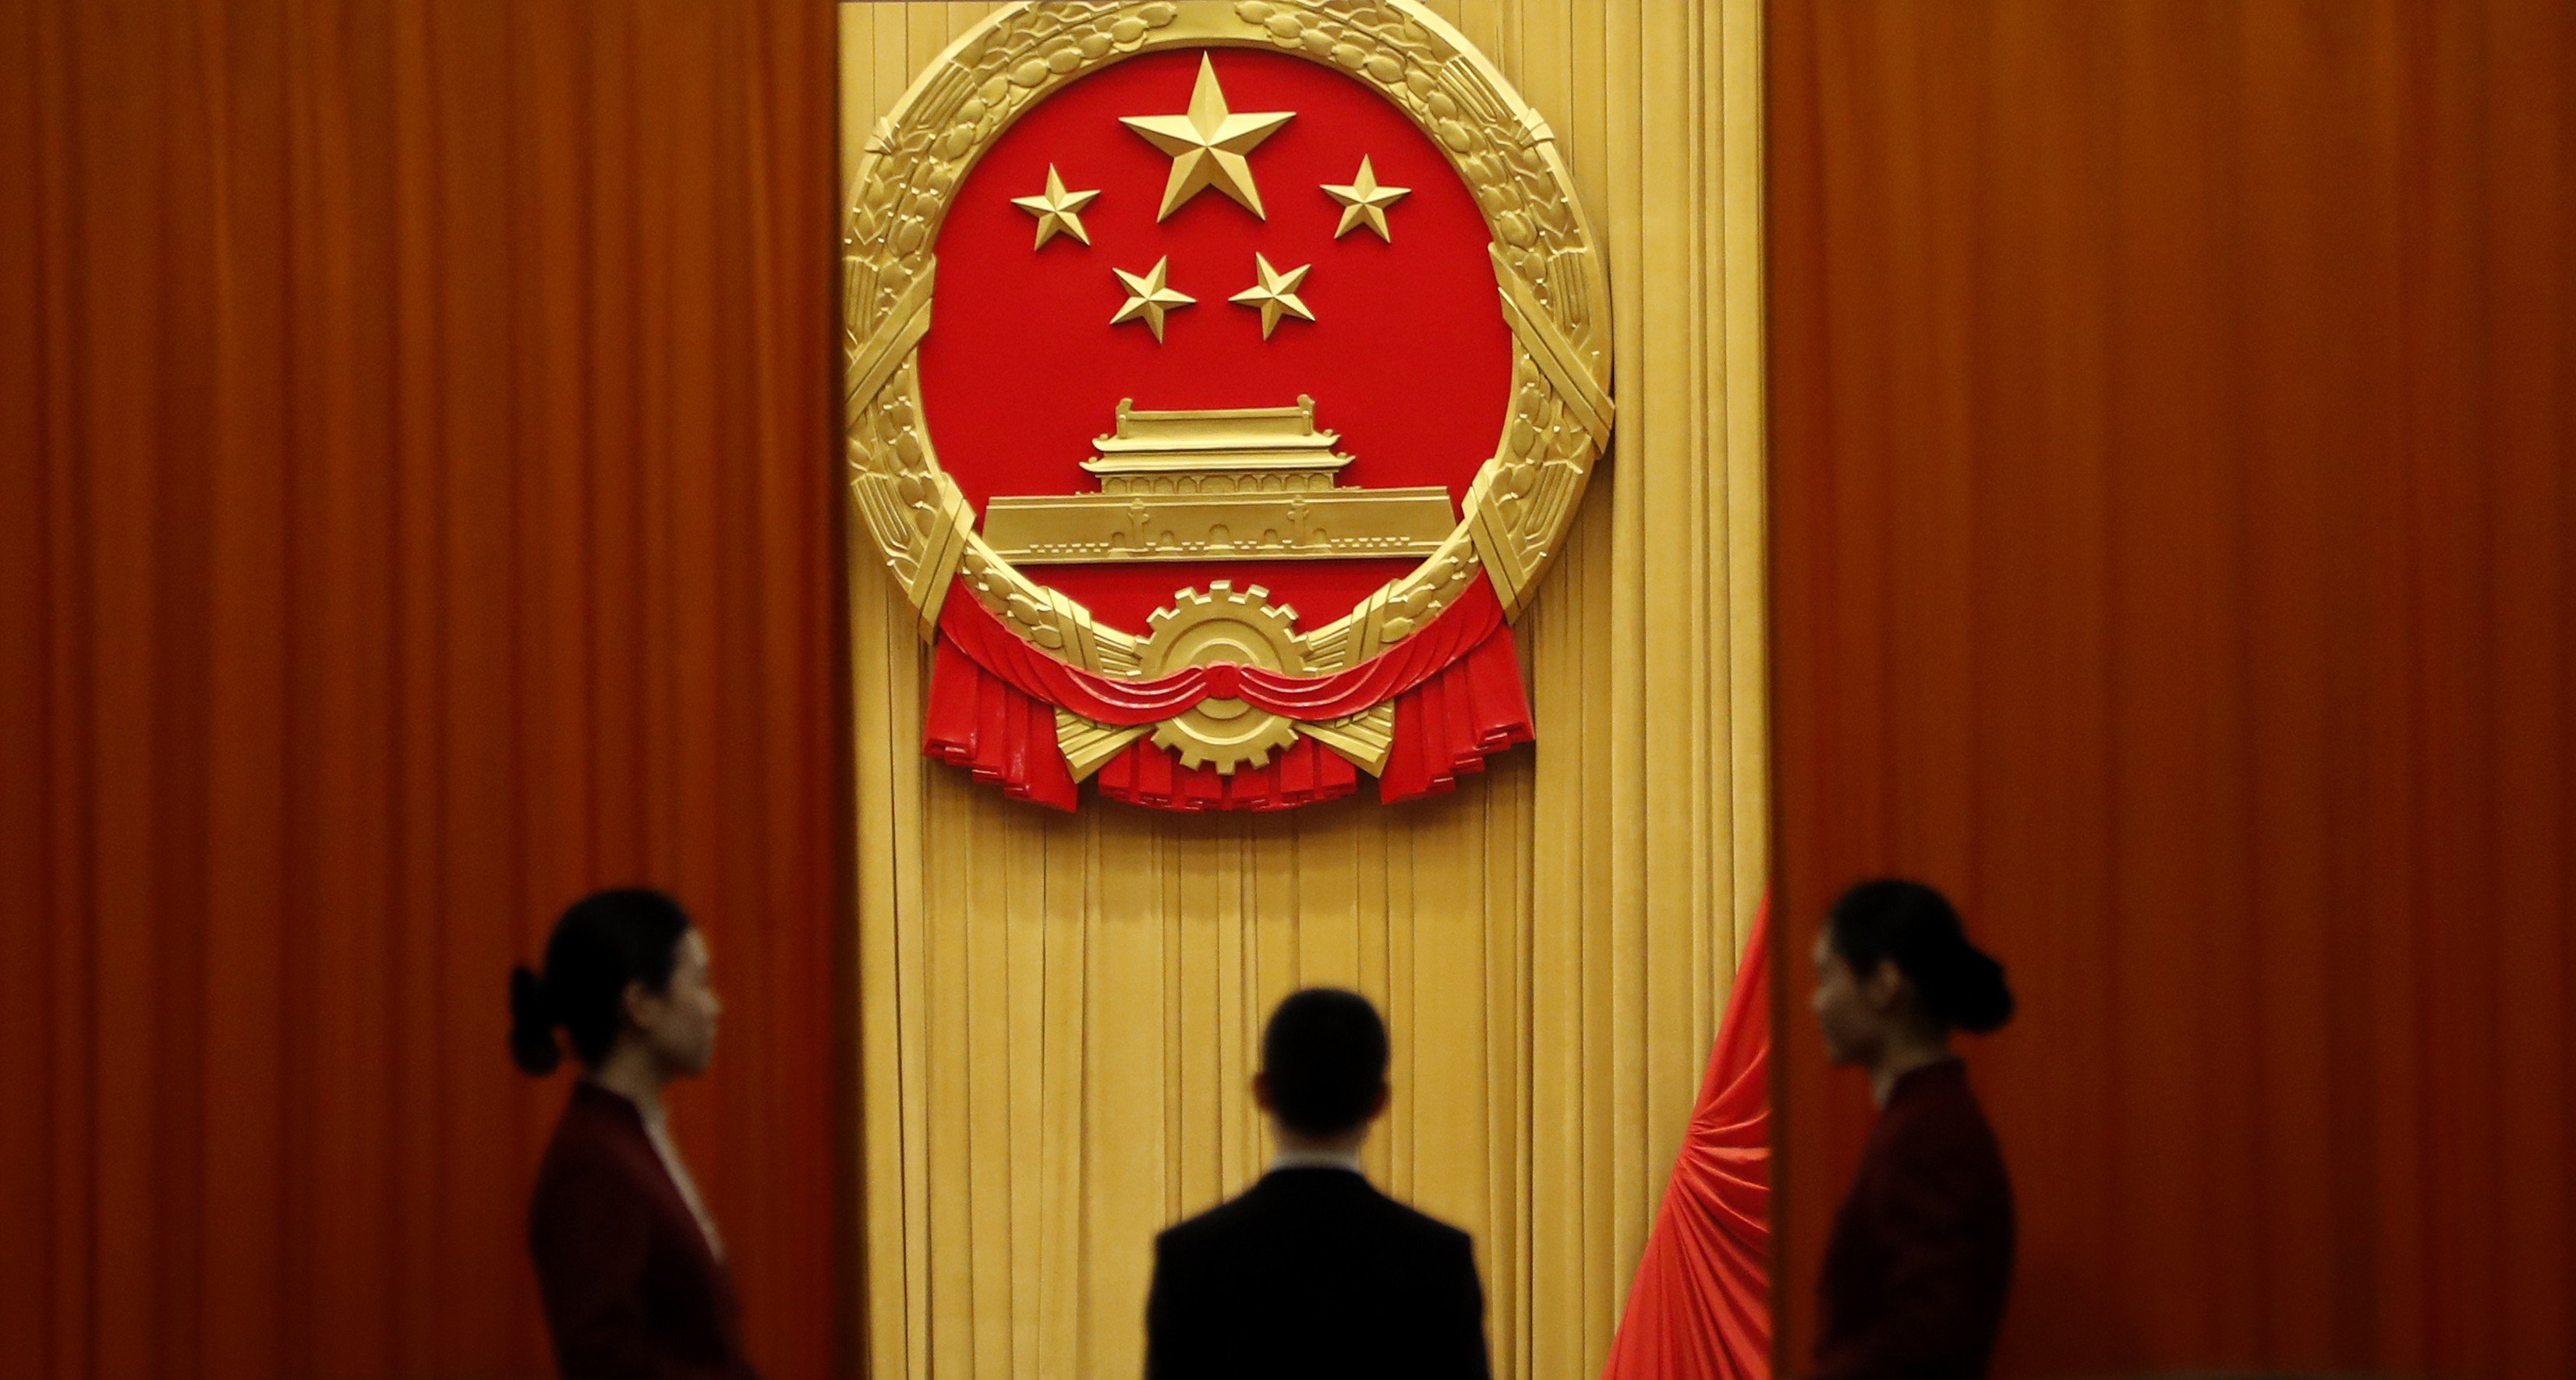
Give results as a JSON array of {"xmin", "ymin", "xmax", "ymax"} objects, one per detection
[
  {"xmin": 508, "ymin": 888, "xmax": 757, "ymax": 1380},
  {"xmin": 1806, "ymin": 878, "xmax": 2016, "ymax": 1380}
]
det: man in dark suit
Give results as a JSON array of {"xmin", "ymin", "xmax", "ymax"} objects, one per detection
[{"xmin": 1144, "ymin": 988, "xmax": 1491, "ymax": 1380}]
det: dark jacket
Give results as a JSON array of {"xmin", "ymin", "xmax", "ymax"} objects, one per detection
[
  {"xmin": 528, "ymin": 1081, "xmax": 759, "ymax": 1380},
  {"xmin": 1145, "ymin": 1166, "xmax": 1491, "ymax": 1380},
  {"xmin": 1812, "ymin": 1059, "xmax": 2016, "ymax": 1380}
]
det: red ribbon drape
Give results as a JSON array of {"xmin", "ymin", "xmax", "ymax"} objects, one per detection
[
  {"xmin": 1092, "ymin": 734, "xmax": 1361, "ymax": 812},
  {"xmin": 923, "ymin": 575, "xmax": 1534, "ymax": 810},
  {"xmin": 1601, "ymin": 900, "xmax": 1773, "ymax": 1380},
  {"xmin": 935, "ymin": 575, "xmax": 1509, "ymax": 724}
]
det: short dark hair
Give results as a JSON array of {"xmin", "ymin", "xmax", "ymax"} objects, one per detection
[
  {"xmin": 508, "ymin": 888, "xmax": 692, "ymax": 1074},
  {"xmin": 1828, "ymin": 878, "xmax": 2015, "ymax": 1034},
  {"xmin": 1261, "ymin": 988, "xmax": 1389, "ymax": 1137}
]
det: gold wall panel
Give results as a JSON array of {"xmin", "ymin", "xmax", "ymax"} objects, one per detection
[{"xmin": 840, "ymin": 3, "xmax": 1767, "ymax": 1376}]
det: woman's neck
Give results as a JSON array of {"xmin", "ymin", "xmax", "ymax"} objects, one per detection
[
  {"xmin": 1867, "ymin": 1031, "xmax": 1954, "ymax": 1108},
  {"xmin": 586, "ymin": 1043, "xmax": 669, "ymax": 1121}
]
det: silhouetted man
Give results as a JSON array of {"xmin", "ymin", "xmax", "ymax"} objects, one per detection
[{"xmin": 1144, "ymin": 988, "xmax": 1491, "ymax": 1380}]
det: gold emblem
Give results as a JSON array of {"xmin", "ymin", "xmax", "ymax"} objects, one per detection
[
  {"xmin": 1120, "ymin": 53, "xmax": 1295, "ymax": 221},
  {"xmin": 1227, "ymin": 253, "xmax": 1317, "ymax": 338},
  {"xmin": 1010, "ymin": 164, "xmax": 1101, "ymax": 249},
  {"xmin": 1109, "ymin": 256, "xmax": 1195, "ymax": 341},
  {"xmin": 1321, "ymin": 156, "xmax": 1410, "ymax": 242},
  {"xmin": 843, "ymin": 1, "xmax": 1617, "ymax": 775}
]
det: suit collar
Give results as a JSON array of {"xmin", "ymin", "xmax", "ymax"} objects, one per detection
[{"xmin": 1268, "ymin": 1147, "xmax": 1365, "ymax": 1175}]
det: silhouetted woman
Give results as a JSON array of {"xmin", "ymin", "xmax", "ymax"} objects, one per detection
[
  {"xmin": 509, "ymin": 889, "xmax": 758, "ymax": 1380},
  {"xmin": 1807, "ymin": 879, "xmax": 2016, "ymax": 1380}
]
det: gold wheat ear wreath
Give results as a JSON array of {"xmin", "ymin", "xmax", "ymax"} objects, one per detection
[{"xmin": 841, "ymin": 0, "xmax": 1612, "ymax": 810}]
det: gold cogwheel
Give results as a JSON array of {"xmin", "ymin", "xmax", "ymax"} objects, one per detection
[
  {"xmin": 1141, "ymin": 581, "xmax": 1306, "ymax": 676},
  {"xmin": 1143, "ymin": 582, "xmax": 1305, "ymax": 775}
]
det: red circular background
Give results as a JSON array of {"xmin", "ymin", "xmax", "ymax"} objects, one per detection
[{"xmin": 916, "ymin": 47, "xmax": 1514, "ymax": 637}]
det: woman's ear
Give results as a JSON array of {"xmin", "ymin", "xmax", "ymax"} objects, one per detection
[
  {"xmin": 620, "ymin": 978, "xmax": 657, "ymax": 1031},
  {"xmin": 1860, "ymin": 959, "xmax": 1907, "ymax": 1012}
]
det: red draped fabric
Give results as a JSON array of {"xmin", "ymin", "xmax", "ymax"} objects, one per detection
[
  {"xmin": 1770, "ymin": 2, "xmax": 2576, "ymax": 1375},
  {"xmin": 1093, "ymin": 734, "xmax": 1361, "ymax": 812},
  {"xmin": 922, "ymin": 575, "xmax": 1534, "ymax": 809},
  {"xmin": 0, "ymin": 4, "xmax": 843, "ymax": 1378},
  {"xmin": 1601, "ymin": 901, "xmax": 1772, "ymax": 1380},
  {"xmin": 933, "ymin": 574, "xmax": 1509, "ymax": 724}
]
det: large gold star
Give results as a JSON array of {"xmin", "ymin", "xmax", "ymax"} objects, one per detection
[
  {"xmin": 1322, "ymin": 155, "xmax": 1411, "ymax": 242},
  {"xmin": 1119, "ymin": 54, "xmax": 1294, "ymax": 221},
  {"xmin": 1010, "ymin": 164, "xmax": 1100, "ymax": 249},
  {"xmin": 1109, "ymin": 257, "xmax": 1195, "ymax": 342},
  {"xmin": 1228, "ymin": 253, "xmax": 1315, "ymax": 339}
]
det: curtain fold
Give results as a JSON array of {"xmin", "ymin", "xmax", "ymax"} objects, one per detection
[
  {"xmin": 0, "ymin": 4, "xmax": 844, "ymax": 1378},
  {"xmin": 1601, "ymin": 901, "xmax": 1771, "ymax": 1380},
  {"xmin": 840, "ymin": 2, "xmax": 1768, "ymax": 1377},
  {"xmin": 1768, "ymin": 2, "xmax": 2575, "ymax": 1376}
]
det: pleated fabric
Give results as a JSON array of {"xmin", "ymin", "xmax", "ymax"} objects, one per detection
[
  {"xmin": 0, "ymin": 3, "xmax": 844, "ymax": 1378},
  {"xmin": 1770, "ymin": 2, "xmax": 2576, "ymax": 1375},
  {"xmin": 1601, "ymin": 902, "xmax": 1771, "ymax": 1380}
]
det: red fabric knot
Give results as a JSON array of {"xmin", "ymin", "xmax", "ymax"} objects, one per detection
[{"xmin": 1201, "ymin": 663, "xmax": 1244, "ymax": 698}]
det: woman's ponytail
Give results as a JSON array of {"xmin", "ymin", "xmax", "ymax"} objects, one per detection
[
  {"xmin": 508, "ymin": 964, "xmax": 562, "ymax": 1075},
  {"xmin": 1919, "ymin": 936, "xmax": 2015, "ymax": 1034},
  {"xmin": 1828, "ymin": 878, "xmax": 2016, "ymax": 1035},
  {"xmin": 509, "ymin": 889, "xmax": 692, "ymax": 1074}
]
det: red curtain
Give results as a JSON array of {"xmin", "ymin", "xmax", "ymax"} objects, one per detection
[
  {"xmin": 0, "ymin": 4, "xmax": 844, "ymax": 1378},
  {"xmin": 1769, "ymin": 2, "xmax": 2574, "ymax": 1378},
  {"xmin": 1602, "ymin": 904, "xmax": 1771, "ymax": 1380}
]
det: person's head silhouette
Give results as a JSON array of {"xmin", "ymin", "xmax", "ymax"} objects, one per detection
[{"xmin": 1254, "ymin": 988, "xmax": 1391, "ymax": 1152}]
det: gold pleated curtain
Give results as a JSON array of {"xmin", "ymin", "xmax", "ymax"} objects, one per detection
[{"xmin": 839, "ymin": 5, "xmax": 1766, "ymax": 1378}]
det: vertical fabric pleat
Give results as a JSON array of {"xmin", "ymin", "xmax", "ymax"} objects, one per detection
[
  {"xmin": 0, "ymin": 2, "xmax": 844, "ymax": 1378},
  {"xmin": 839, "ymin": 3, "xmax": 1767, "ymax": 1378},
  {"xmin": 1768, "ymin": 2, "xmax": 2574, "ymax": 1376}
]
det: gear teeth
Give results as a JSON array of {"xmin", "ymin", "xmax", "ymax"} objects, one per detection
[
  {"xmin": 1149, "ymin": 713, "xmax": 1300, "ymax": 776},
  {"xmin": 1147, "ymin": 583, "xmax": 1300, "ymax": 642},
  {"xmin": 1137, "ymin": 580, "xmax": 1308, "ymax": 773},
  {"xmin": 1148, "ymin": 586, "xmax": 1216, "ymax": 633}
]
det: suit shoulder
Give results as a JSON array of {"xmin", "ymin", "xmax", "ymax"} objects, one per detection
[
  {"xmin": 1155, "ymin": 1190, "xmax": 1260, "ymax": 1254},
  {"xmin": 1885, "ymin": 1082, "xmax": 2007, "ymax": 1166},
  {"xmin": 532, "ymin": 1106, "xmax": 662, "ymax": 1213},
  {"xmin": 537, "ymin": 1109, "xmax": 638, "ymax": 1170},
  {"xmin": 1370, "ymin": 1194, "xmax": 1477, "ymax": 1259},
  {"xmin": 1375, "ymin": 1190, "xmax": 1469, "ymax": 1237}
]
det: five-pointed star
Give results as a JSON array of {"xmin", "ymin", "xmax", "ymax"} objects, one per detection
[
  {"xmin": 1109, "ymin": 257, "xmax": 1195, "ymax": 341},
  {"xmin": 1228, "ymin": 253, "xmax": 1316, "ymax": 339},
  {"xmin": 1322, "ymin": 155, "xmax": 1412, "ymax": 242},
  {"xmin": 1010, "ymin": 164, "xmax": 1101, "ymax": 249},
  {"xmin": 1119, "ymin": 54, "xmax": 1295, "ymax": 221}
]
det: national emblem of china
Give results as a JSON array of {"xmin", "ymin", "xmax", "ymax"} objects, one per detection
[{"xmin": 843, "ymin": 1, "xmax": 1612, "ymax": 812}]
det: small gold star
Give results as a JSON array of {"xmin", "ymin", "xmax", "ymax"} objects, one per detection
[
  {"xmin": 1120, "ymin": 54, "xmax": 1295, "ymax": 221},
  {"xmin": 1010, "ymin": 164, "xmax": 1101, "ymax": 249},
  {"xmin": 1110, "ymin": 257, "xmax": 1195, "ymax": 342},
  {"xmin": 1322, "ymin": 156, "xmax": 1411, "ymax": 242},
  {"xmin": 1229, "ymin": 253, "xmax": 1315, "ymax": 340}
]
